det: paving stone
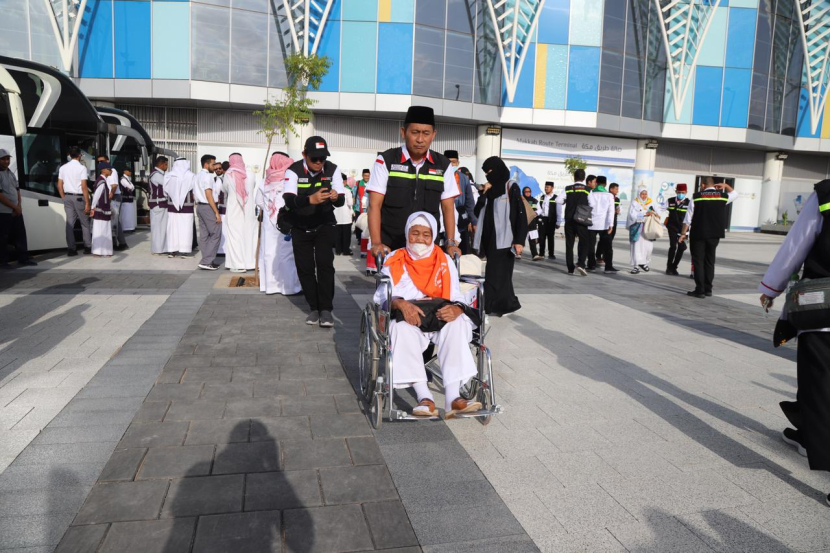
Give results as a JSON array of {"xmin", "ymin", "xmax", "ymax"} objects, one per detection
[
  {"xmin": 0, "ymin": 513, "xmax": 75, "ymax": 549},
  {"xmin": 249, "ymin": 417, "xmax": 311, "ymax": 441},
  {"xmin": 73, "ymin": 480, "xmax": 169, "ymax": 524},
  {"xmin": 32, "ymin": 424, "xmax": 127, "ymax": 445},
  {"xmin": 54, "ymin": 524, "xmax": 108, "ymax": 553},
  {"xmin": 319, "ymin": 465, "xmax": 398, "ymax": 504},
  {"xmin": 0, "ymin": 485, "xmax": 92, "ymax": 516},
  {"xmin": 193, "ymin": 510, "xmax": 281, "ymax": 553},
  {"xmin": 224, "ymin": 398, "xmax": 281, "ymax": 419},
  {"xmin": 407, "ymin": 503, "xmax": 526, "ymax": 546},
  {"xmin": 231, "ymin": 366, "xmax": 281, "ymax": 382},
  {"xmin": 333, "ymin": 394, "xmax": 362, "ymax": 414},
  {"xmin": 133, "ymin": 401, "xmax": 170, "ymax": 423},
  {"xmin": 284, "ymin": 505, "xmax": 373, "ymax": 553},
  {"xmin": 145, "ymin": 383, "xmax": 203, "ymax": 402},
  {"xmin": 201, "ymin": 382, "xmax": 254, "ymax": 399},
  {"xmin": 281, "ymin": 438, "xmax": 352, "ymax": 470},
  {"xmin": 363, "ymin": 500, "xmax": 419, "ymax": 550},
  {"xmin": 118, "ymin": 422, "xmax": 189, "ymax": 448},
  {"xmin": 253, "ymin": 380, "xmax": 305, "ymax": 398},
  {"xmin": 181, "ymin": 367, "xmax": 233, "ymax": 383},
  {"xmin": 185, "ymin": 419, "xmax": 250, "ymax": 445},
  {"xmin": 165, "ymin": 400, "xmax": 226, "ymax": 421},
  {"xmin": 161, "ymin": 474, "xmax": 244, "ymax": 518},
  {"xmin": 99, "ymin": 448, "xmax": 147, "ymax": 481},
  {"xmin": 279, "ymin": 364, "xmax": 328, "ymax": 380},
  {"xmin": 281, "ymin": 396, "xmax": 338, "ymax": 416},
  {"xmin": 346, "ymin": 437, "xmax": 385, "ymax": 466},
  {"xmin": 213, "ymin": 442, "xmax": 282, "ymax": 474},
  {"xmin": 245, "ymin": 470, "xmax": 323, "ymax": 511},
  {"xmin": 305, "ymin": 378, "xmax": 355, "ymax": 395},
  {"xmin": 11, "ymin": 442, "xmax": 119, "ymax": 467},
  {"xmin": 310, "ymin": 413, "xmax": 371, "ymax": 438},
  {"xmin": 100, "ymin": 518, "xmax": 196, "ymax": 553},
  {"xmin": 137, "ymin": 445, "xmax": 214, "ymax": 479}
]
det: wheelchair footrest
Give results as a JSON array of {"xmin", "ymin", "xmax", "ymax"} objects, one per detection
[
  {"xmin": 451, "ymin": 405, "xmax": 504, "ymax": 418},
  {"xmin": 390, "ymin": 409, "xmax": 441, "ymax": 421}
]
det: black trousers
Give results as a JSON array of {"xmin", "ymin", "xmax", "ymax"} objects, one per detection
[
  {"xmin": 586, "ymin": 230, "xmax": 599, "ymax": 269},
  {"xmin": 483, "ymin": 246, "xmax": 520, "ymax": 315},
  {"xmin": 564, "ymin": 221, "xmax": 589, "ymax": 273},
  {"xmin": 797, "ymin": 332, "xmax": 830, "ymax": 471},
  {"xmin": 291, "ymin": 225, "xmax": 336, "ymax": 312},
  {"xmin": 666, "ymin": 228, "xmax": 687, "ymax": 270},
  {"xmin": 596, "ymin": 230, "xmax": 614, "ymax": 269},
  {"xmin": 458, "ymin": 228, "xmax": 471, "ymax": 255},
  {"xmin": 335, "ymin": 224, "xmax": 352, "ymax": 254},
  {"xmin": 596, "ymin": 225, "xmax": 616, "ymax": 262},
  {"xmin": 539, "ymin": 217, "xmax": 556, "ymax": 257},
  {"xmin": 527, "ymin": 219, "xmax": 539, "ymax": 257},
  {"xmin": 0, "ymin": 213, "xmax": 30, "ymax": 263},
  {"xmin": 689, "ymin": 236, "xmax": 719, "ymax": 293}
]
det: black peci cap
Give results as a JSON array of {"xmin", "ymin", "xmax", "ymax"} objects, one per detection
[
  {"xmin": 544, "ymin": 181, "xmax": 554, "ymax": 187},
  {"xmin": 443, "ymin": 150, "xmax": 459, "ymax": 159},
  {"xmin": 404, "ymin": 106, "xmax": 435, "ymax": 127},
  {"xmin": 304, "ymin": 136, "xmax": 330, "ymax": 157}
]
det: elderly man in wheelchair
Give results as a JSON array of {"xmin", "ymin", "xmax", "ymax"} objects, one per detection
[{"xmin": 371, "ymin": 211, "xmax": 483, "ymax": 419}]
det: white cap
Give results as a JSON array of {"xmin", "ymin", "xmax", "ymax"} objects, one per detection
[{"xmin": 0, "ymin": 149, "xmax": 10, "ymax": 159}]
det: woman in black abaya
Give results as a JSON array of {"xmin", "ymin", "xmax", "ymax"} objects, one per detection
[{"xmin": 473, "ymin": 157, "xmax": 528, "ymax": 316}]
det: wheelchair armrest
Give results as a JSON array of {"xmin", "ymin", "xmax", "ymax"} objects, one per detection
[{"xmin": 460, "ymin": 276, "xmax": 485, "ymax": 285}]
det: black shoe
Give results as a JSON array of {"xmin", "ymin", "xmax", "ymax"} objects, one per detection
[
  {"xmin": 782, "ymin": 428, "xmax": 807, "ymax": 457},
  {"xmin": 18, "ymin": 259, "xmax": 37, "ymax": 266},
  {"xmin": 115, "ymin": 244, "xmax": 128, "ymax": 251},
  {"xmin": 345, "ymin": 251, "xmax": 354, "ymax": 256},
  {"xmin": 666, "ymin": 269, "xmax": 679, "ymax": 276},
  {"xmin": 67, "ymin": 250, "xmax": 78, "ymax": 257},
  {"xmin": 306, "ymin": 311, "xmax": 320, "ymax": 325},
  {"xmin": 83, "ymin": 248, "xmax": 92, "ymax": 255},
  {"xmin": 604, "ymin": 267, "xmax": 619, "ymax": 274},
  {"xmin": 0, "ymin": 262, "xmax": 9, "ymax": 269},
  {"xmin": 705, "ymin": 292, "xmax": 713, "ymax": 297},
  {"xmin": 639, "ymin": 265, "xmax": 650, "ymax": 272},
  {"xmin": 687, "ymin": 290, "xmax": 705, "ymax": 298},
  {"xmin": 548, "ymin": 255, "xmax": 556, "ymax": 260}
]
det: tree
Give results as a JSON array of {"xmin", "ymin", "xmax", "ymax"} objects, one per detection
[
  {"xmin": 564, "ymin": 156, "xmax": 588, "ymax": 177},
  {"xmin": 254, "ymin": 53, "xmax": 332, "ymax": 175}
]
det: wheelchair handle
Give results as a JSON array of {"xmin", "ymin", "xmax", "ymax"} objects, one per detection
[{"xmin": 375, "ymin": 252, "xmax": 387, "ymax": 270}]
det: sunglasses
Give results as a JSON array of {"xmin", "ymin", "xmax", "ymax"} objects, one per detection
[{"xmin": 309, "ymin": 156, "xmax": 326, "ymax": 164}]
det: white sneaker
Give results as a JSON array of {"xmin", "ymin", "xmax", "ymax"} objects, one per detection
[
  {"xmin": 198, "ymin": 263, "xmax": 218, "ymax": 271},
  {"xmin": 576, "ymin": 267, "xmax": 588, "ymax": 276}
]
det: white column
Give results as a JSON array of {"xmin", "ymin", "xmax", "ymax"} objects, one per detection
[
  {"xmin": 475, "ymin": 125, "xmax": 502, "ymax": 184},
  {"xmin": 632, "ymin": 139, "xmax": 656, "ymax": 199},
  {"xmin": 287, "ymin": 113, "xmax": 316, "ymax": 162},
  {"xmin": 758, "ymin": 152, "xmax": 784, "ymax": 227}
]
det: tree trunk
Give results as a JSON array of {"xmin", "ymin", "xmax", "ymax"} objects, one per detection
[{"xmin": 262, "ymin": 135, "xmax": 273, "ymax": 178}]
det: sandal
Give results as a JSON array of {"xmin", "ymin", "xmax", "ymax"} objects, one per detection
[
  {"xmin": 445, "ymin": 398, "xmax": 483, "ymax": 419},
  {"xmin": 412, "ymin": 398, "xmax": 438, "ymax": 418}
]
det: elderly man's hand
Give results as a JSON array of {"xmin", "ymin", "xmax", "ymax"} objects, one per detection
[
  {"xmin": 392, "ymin": 299, "xmax": 424, "ymax": 327},
  {"xmin": 437, "ymin": 304, "xmax": 463, "ymax": 323}
]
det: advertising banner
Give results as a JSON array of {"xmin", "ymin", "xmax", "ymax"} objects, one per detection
[{"xmin": 501, "ymin": 128, "xmax": 638, "ymax": 167}]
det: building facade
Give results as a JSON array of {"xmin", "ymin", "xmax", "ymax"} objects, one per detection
[{"xmin": 2, "ymin": 0, "xmax": 830, "ymax": 230}]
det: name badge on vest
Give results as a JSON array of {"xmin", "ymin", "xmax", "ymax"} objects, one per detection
[
  {"xmin": 427, "ymin": 168, "xmax": 444, "ymax": 176},
  {"xmin": 298, "ymin": 178, "xmax": 309, "ymax": 183},
  {"xmin": 391, "ymin": 164, "xmax": 409, "ymax": 172}
]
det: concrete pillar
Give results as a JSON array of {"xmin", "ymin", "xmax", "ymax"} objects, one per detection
[
  {"xmin": 475, "ymin": 125, "xmax": 502, "ymax": 184},
  {"xmin": 632, "ymin": 139, "xmax": 657, "ymax": 199},
  {"xmin": 287, "ymin": 113, "xmax": 316, "ymax": 162},
  {"xmin": 758, "ymin": 152, "xmax": 784, "ymax": 227}
]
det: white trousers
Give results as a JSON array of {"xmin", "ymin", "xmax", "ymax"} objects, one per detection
[
  {"xmin": 389, "ymin": 317, "xmax": 477, "ymax": 389},
  {"xmin": 92, "ymin": 219, "xmax": 113, "ymax": 256},
  {"xmin": 121, "ymin": 201, "xmax": 136, "ymax": 231},
  {"xmin": 150, "ymin": 207, "xmax": 168, "ymax": 253}
]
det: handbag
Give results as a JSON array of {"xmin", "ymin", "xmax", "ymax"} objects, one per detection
[
  {"xmin": 391, "ymin": 298, "xmax": 481, "ymax": 332},
  {"xmin": 521, "ymin": 196, "xmax": 537, "ymax": 226},
  {"xmin": 276, "ymin": 207, "xmax": 295, "ymax": 235},
  {"xmin": 573, "ymin": 204, "xmax": 593, "ymax": 226},
  {"xmin": 643, "ymin": 213, "xmax": 664, "ymax": 240},
  {"xmin": 784, "ymin": 277, "xmax": 830, "ymax": 331}
]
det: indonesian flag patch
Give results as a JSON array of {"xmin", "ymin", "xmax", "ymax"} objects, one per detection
[
  {"xmin": 315, "ymin": 142, "xmax": 326, "ymax": 149},
  {"xmin": 428, "ymin": 168, "xmax": 443, "ymax": 176}
]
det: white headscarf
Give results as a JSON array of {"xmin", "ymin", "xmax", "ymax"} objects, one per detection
[
  {"xmin": 164, "ymin": 158, "xmax": 195, "ymax": 210},
  {"xmin": 405, "ymin": 211, "xmax": 437, "ymax": 260}
]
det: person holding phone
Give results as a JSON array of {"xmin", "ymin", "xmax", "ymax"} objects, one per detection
[
  {"xmin": 472, "ymin": 157, "xmax": 528, "ymax": 317},
  {"xmin": 283, "ymin": 136, "xmax": 346, "ymax": 328}
]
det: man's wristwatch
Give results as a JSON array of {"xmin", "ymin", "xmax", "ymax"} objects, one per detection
[{"xmin": 446, "ymin": 239, "xmax": 460, "ymax": 247}]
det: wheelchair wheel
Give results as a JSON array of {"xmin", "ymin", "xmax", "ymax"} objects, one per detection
[
  {"xmin": 370, "ymin": 391, "xmax": 383, "ymax": 429},
  {"xmin": 358, "ymin": 311, "xmax": 377, "ymax": 402}
]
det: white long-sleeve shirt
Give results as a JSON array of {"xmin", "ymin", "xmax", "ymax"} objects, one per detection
[
  {"xmin": 588, "ymin": 190, "xmax": 615, "ymax": 231},
  {"xmin": 535, "ymin": 192, "xmax": 559, "ymax": 219}
]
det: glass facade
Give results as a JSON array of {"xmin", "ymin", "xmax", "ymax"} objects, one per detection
[{"xmin": 5, "ymin": 0, "xmax": 829, "ymax": 143}]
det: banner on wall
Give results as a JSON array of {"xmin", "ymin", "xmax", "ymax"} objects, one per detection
[{"xmin": 501, "ymin": 128, "xmax": 638, "ymax": 167}]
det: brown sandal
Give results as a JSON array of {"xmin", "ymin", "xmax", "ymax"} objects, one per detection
[
  {"xmin": 445, "ymin": 398, "xmax": 483, "ymax": 419},
  {"xmin": 412, "ymin": 398, "xmax": 438, "ymax": 418}
]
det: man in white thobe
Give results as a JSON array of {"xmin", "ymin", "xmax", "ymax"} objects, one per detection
[
  {"xmin": 164, "ymin": 158, "xmax": 196, "ymax": 258},
  {"xmin": 223, "ymin": 153, "xmax": 258, "ymax": 272},
  {"xmin": 149, "ymin": 157, "xmax": 169, "ymax": 255}
]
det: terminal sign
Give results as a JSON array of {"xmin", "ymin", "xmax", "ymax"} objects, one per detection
[{"xmin": 502, "ymin": 128, "xmax": 637, "ymax": 168}]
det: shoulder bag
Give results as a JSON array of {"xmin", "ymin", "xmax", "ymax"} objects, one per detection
[
  {"xmin": 784, "ymin": 277, "xmax": 830, "ymax": 331},
  {"xmin": 643, "ymin": 213, "xmax": 665, "ymax": 240}
]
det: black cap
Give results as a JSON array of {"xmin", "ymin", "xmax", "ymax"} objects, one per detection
[
  {"xmin": 544, "ymin": 181, "xmax": 554, "ymax": 187},
  {"xmin": 362, "ymin": 168, "xmax": 370, "ymax": 174},
  {"xmin": 443, "ymin": 150, "xmax": 459, "ymax": 159},
  {"xmin": 304, "ymin": 136, "xmax": 330, "ymax": 157},
  {"xmin": 97, "ymin": 161, "xmax": 113, "ymax": 171},
  {"xmin": 404, "ymin": 106, "xmax": 435, "ymax": 127}
]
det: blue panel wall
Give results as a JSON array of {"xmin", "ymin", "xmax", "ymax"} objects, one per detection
[
  {"xmin": 377, "ymin": 23, "xmax": 413, "ymax": 94},
  {"xmin": 152, "ymin": 2, "xmax": 189, "ymax": 79},
  {"xmin": 538, "ymin": 0, "xmax": 569, "ymax": 44},
  {"xmin": 796, "ymin": 88, "xmax": 821, "ymax": 137},
  {"xmin": 79, "ymin": 0, "xmax": 113, "ymax": 78},
  {"xmin": 316, "ymin": 20, "xmax": 341, "ymax": 91},
  {"xmin": 340, "ymin": 21, "xmax": 376, "ymax": 92},
  {"xmin": 725, "ymin": 8, "xmax": 756, "ymax": 69},
  {"xmin": 721, "ymin": 68, "xmax": 751, "ymax": 127},
  {"xmin": 545, "ymin": 44, "xmax": 568, "ymax": 109},
  {"xmin": 692, "ymin": 66, "xmax": 723, "ymax": 126},
  {"xmin": 343, "ymin": 0, "xmax": 377, "ymax": 20},
  {"xmin": 114, "ymin": 1, "xmax": 150, "ymax": 79},
  {"xmin": 567, "ymin": 46, "xmax": 600, "ymax": 111},
  {"xmin": 389, "ymin": 0, "xmax": 414, "ymax": 22},
  {"xmin": 503, "ymin": 44, "xmax": 536, "ymax": 108}
]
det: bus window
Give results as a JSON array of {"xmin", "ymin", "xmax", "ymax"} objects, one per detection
[{"xmin": 21, "ymin": 133, "xmax": 60, "ymax": 196}]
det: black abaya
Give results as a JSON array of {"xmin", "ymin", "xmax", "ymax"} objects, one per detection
[
  {"xmin": 797, "ymin": 332, "xmax": 830, "ymax": 471},
  {"xmin": 475, "ymin": 182, "xmax": 527, "ymax": 316}
]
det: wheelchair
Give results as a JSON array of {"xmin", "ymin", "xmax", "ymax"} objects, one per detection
[{"xmin": 358, "ymin": 253, "xmax": 503, "ymax": 429}]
